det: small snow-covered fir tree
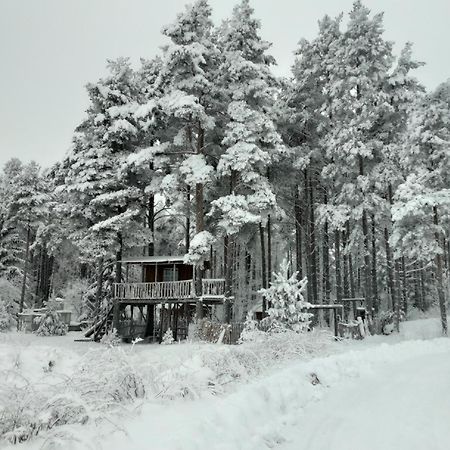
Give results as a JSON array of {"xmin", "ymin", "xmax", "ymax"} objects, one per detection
[
  {"xmin": 161, "ymin": 328, "xmax": 174, "ymax": 345},
  {"xmin": 35, "ymin": 299, "xmax": 68, "ymax": 336},
  {"xmin": 261, "ymin": 260, "xmax": 312, "ymax": 332}
]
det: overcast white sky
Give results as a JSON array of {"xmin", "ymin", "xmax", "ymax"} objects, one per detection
[{"xmin": 1, "ymin": 0, "xmax": 449, "ymax": 169}]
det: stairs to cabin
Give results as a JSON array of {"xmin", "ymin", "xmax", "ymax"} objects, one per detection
[{"xmin": 84, "ymin": 306, "xmax": 114, "ymax": 342}]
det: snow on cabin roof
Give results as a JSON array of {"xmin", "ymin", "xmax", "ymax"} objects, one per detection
[{"xmin": 121, "ymin": 255, "xmax": 188, "ymax": 264}]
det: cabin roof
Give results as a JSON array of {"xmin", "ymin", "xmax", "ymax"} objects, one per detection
[{"xmin": 121, "ymin": 255, "xmax": 187, "ymax": 264}]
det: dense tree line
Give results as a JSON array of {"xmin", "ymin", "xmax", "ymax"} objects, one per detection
[{"xmin": 0, "ymin": 0, "xmax": 448, "ymax": 332}]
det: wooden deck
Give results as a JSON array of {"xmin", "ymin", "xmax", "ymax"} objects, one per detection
[{"xmin": 113, "ymin": 278, "xmax": 225, "ymax": 302}]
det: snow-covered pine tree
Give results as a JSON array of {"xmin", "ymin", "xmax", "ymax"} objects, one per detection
[
  {"xmin": 0, "ymin": 166, "xmax": 22, "ymax": 279},
  {"xmin": 2, "ymin": 160, "xmax": 50, "ymax": 311},
  {"xmin": 157, "ymin": 1, "xmax": 222, "ymax": 316},
  {"xmin": 158, "ymin": 0, "xmax": 219, "ymax": 253},
  {"xmin": 281, "ymin": 13, "xmax": 343, "ymax": 306},
  {"xmin": 34, "ymin": 299, "xmax": 68, "ymax": 336},
  {"xmin": 161, "ymin": 327, "xmax": 175, "ymax": 345},
  {"xmin": 260, "ymin": 260, "xmax": 312, "ymax": 332},
  {"xmin": 320, "ymin": 1, "xmax": 395, "ymax": 314},
  {"xmin": 207, "ymin": 0, "xmax": 285, "ymax": 319},
  {"xmin": 392, "ymin": 80, "xmax": 450, "ymax": 335},
  {"xmin": 211, "ymin": 0, "xmax": 283, "ymax": 234},
  {"xmin": 61, "ymin": 58, "xmax": 152, "ymax": 281}
]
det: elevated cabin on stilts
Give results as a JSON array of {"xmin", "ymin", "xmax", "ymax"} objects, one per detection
[{"xmin": 111, "ymin": 255, "xmax": 225, "ymax": 342}]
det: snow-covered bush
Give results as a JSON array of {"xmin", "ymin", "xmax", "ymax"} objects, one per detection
[
  {"xmin": 260, "ymin": 260, "xmax": 312, "ymax": 332},
  {"xmin": 238, "ymin": 313, "xmax": 263, "ymax": 343},
  {"xmin": 34, "ymin": 300, "xmax": 68, "ymax": 336},
  {"xmin": 73, "ymin": 348, "xmax": 146, "ymax": 404},
  {"xmin": 0, "ymin": 298, "xmax": 16, "ymax": 331},
  {"xmin": 100, "ymin": 328, "xmax": 121, "ymax": 347},
  {"xmin": 241, "ymin": 327, "xmax": 333, "ymax": 362},
  {"xmin": 0, "ymin": 278, "xmax": 19, "ymax": 331},
  {"xmin": 161, "ymin": 328, "xmax": 174, "ymax": 345},
  {"xmin": 0, "ymin": 346, "xmax": 146, "ymax": 445}
]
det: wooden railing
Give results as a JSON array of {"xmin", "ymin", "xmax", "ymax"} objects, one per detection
[
  {"xmin": 113, "ymin": 278, "xmax": 226, "ymax": 301},
  {"xmin": 202, "ymin": 279, "xmax": 225, "ymax": 297},
  {"xmin": 114, "ymin": 280, "xmax": 195, "ymax": 300}
]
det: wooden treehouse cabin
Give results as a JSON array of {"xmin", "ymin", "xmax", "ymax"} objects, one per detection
[{"xmin": 110, "ymin": 255, "xmax": 226, "ymax": 342}]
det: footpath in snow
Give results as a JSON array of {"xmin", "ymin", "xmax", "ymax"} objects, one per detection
[
  {"xmin": 99, "ymin": 337, "xmax": 450, "ymax": 450},
  {"xmin": 281, "ymin": 343, "xmax": 450, "ymax": 450}
]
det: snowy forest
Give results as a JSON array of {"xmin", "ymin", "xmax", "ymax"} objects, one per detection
[
  {"xmin": 0, "ymin": 0, "xmax": 449, "ymax": 334},
  {"xmin": 1, "ymin": 0, "xmax": 450, "ymax": 449}
]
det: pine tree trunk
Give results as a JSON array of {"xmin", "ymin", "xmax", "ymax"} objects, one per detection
[
  {"xmin": 343, "ymin": 229, "xmax": 350, "ymax": 299},
  {"xmin": 304, "ymin": 171, "xmax": 312, "ymax": 304},
  {"xmin": 96, "ymin": 256, "xmax": 106, "ymax": 322},
  {"xmin": 267, "ymin": 215, "xmax": 272, "ymax": 284},
  {"xmin": 185, "ymin": 186, "xmax": 191, "ymax": 253},
  {"xmin": 358, "ymin": 156, "xmax": 373, "ymax": 316},
  {"xmin": 148, "ymin": 194, "xmax": 155, "ymax": 256},
  {"xmin": 323, "ymin": 217, "xmax": 331, "ymax": 304},
  {"xmin": 371, "ymin": 214, "xmax": 379, "ymax": 313},
  {"xmin": 386, "ymin": 184, "xmax": 400, "ymax": 329},
  {"xmin": 420, "ymin": 266, "xmax": 427, "ymax": 311},
  {"xmin": 309, "ymin": 174, "xmax": 318, "ymax": 304},
  {"xmin": 19, "ymin": 223, "xmax": 31, "ymax": 313},
  {"xmin": 433, "ymin": 206, "xmax": 448, "ymax": 335},
  {"xmin": 34, "ymin": 248, "xmax": 43, "ymax": 303},
  {"xmin": 347, "ymin": 222, "xmax": 356, "ymax": 298},
  {"xmin": 384, "ymin": 226, "xmax": 398, "ymax": 330},
  {"xmin": 224, "ymin": 235, "xmax": 232, "ymax": 323},
  {"xmin": 401, "ymin": 256, "xmax": 408, "ymax": 316},
  {"xmin": 115, "ymin": 232, "xmax": 123, "ymax": 284},
  {"xmin": 294, "ymin": 185, "xmax": 303, "ymax": 280},
  {"xmin": 335, "ymin": 228, "xmax": 342, "ymax": 303},
  {"xmin": 413, "ymin": 262, "xmax": 421, "ymax": 311},
  {"xmin": 260, "ymin": 222, "xmax": 267, "ymax": 312},
  {"xmin": 195, "ymin": 124, "xmax": 205, "ymax": 319}
]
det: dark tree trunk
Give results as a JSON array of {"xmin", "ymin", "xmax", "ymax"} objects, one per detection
[
  {"xmin": 323, "ymin": 216, "xmax": 331, "ymax": 304},
  {"xmin": 358, "ymin": 156, "xmax": 373, "ymax": 316},
  {"xmin": 148, "ymin": 194, "xmax": 155, "ymax": 256},
  {"xmin": 386, "ymin": 184, "xmax": 399, "ymax": 330},
  {"xmin": 260, "ymin": 222, "xmax": 267, "ymax": 312},
  {"xmin": 433, "ymin": 206, "xmax": 448, "ymax": 335},
  {"xmin": 294, "ymin": 185, "xmax": 303, "ymax": 280},
  {"xmin": 371, "ymin": 214, "xmax": 379, "ymax": 313},
  {"xmin": 303, "ymin": 171, "xmax": 312, "ymax": 304},
  {"xmin": 347, "ymin": 222, "xmax": 356, "ymax": 300},
  {"xmin": 185, "ymin": 187, "xmax": 191, "ymax": 253},
  {"xmin": 308, "ymin": 174, "xmax": 318, "ymax": 304},
  {"xmin": 195, "ymin": 124, "xmax": 205, "ymax": 319},
  {"xmin": 224, "ymin": 235, "xmax": 232, "ymax": 323},
  {"xmin": 335, "ymin": 228, "xmax": 342, "ymax": 303},
  {"xmin": 267, "ymin": 215, "xmax": 272, "ymax": 284},
  {"xmin": 342, "ymin": 229, "xmax": 350, "ymax": 299},
  {"xmin": 401, "ymin": 256, "xmax": 408, "ymax": 316},
  {"xmin": 420, "ymin": 266, "xmax": 427, "ymax": 311},
  {"xmin": 384, "ymin": 226, "xmax": 398, "ymax": 330},
  {"xmin": 19, "ymin": 223, "xmax": 31, "ymax": 313},
  {"xmin": 115, "ymin": 232, "xmax": 123, "ymax": 284},
  {"xmin": 413, "ymin": 262, "xmax": 421, "ymax": 311}
]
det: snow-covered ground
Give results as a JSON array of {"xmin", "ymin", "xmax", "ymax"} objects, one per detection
[{"xmin": 1, "ymin": 317, "xmax": 449, "ymax": 450}]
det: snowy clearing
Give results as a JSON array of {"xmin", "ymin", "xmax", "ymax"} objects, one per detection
[{"xmin": 1, "ymin": 317, "xmax": 449, "ymax": 450}]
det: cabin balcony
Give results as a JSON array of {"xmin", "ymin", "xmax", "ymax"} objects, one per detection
[{"xmin": 113, "ymin": 278, "xmax": 225, "ymax": 303}]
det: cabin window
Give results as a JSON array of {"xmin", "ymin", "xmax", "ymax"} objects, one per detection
[{"xmin": 162, "ymin": 267, "xmax": 178, "ymax": 282}]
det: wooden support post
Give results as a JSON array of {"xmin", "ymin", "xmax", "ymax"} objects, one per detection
[
  {"xmin": 334, "ymin": 310, "xmax": 339, "ymax": 338},
  {"xmin": 112, "ymin": 299, "xmax": 120, "ymax": 334},
  {"xmin": 159, "ymin": 304, "xmax": 165, "ymax": 343}
]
